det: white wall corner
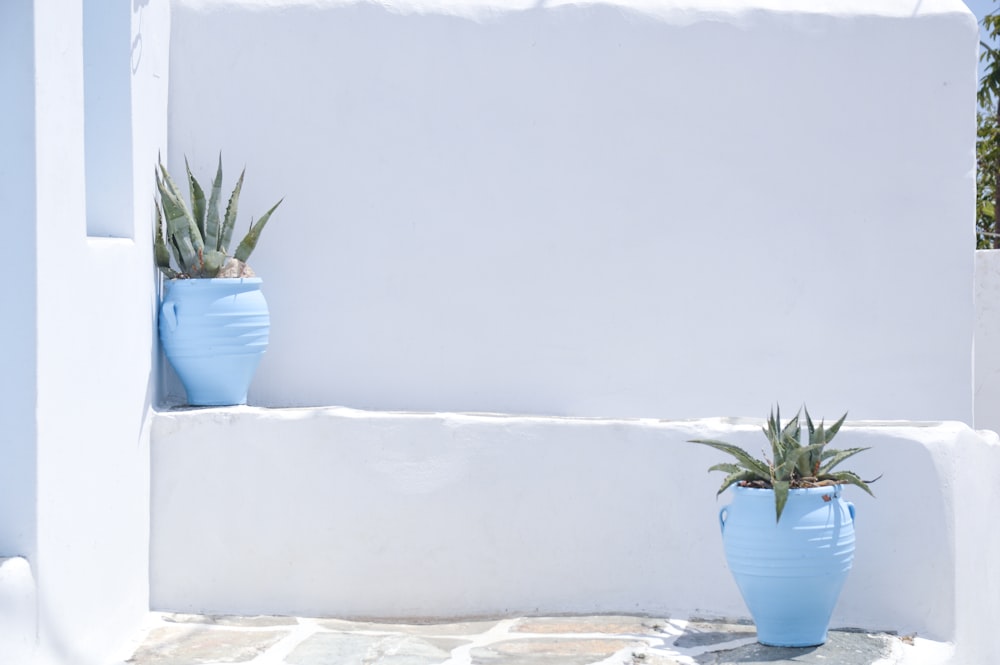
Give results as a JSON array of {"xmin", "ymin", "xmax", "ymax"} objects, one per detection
[{"xmin": 952, "ymin": 427, "xmax": 1000, "ymax": 663}]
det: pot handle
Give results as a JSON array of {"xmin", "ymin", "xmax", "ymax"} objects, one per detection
[
  {"xmin": 847, "ymin": 502, "xmax": 856, "ymax": 523},
  {"xmin": 719, "ymin": 507, "xmax": 727, "ymax": 534},
  {"xmin": 162, "ymin": 302, "xmax": 178, "ymax": 332}
]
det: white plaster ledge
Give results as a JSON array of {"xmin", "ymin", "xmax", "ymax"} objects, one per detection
[
  {"xmin": 150, "ymin": 406, "xmax": 999, "ymax": 648},
  {"xmin": 0, "ymin": 557, "xmax": 36, "ymax": 664},
  {"xmin": 172, "ymin": 0, "xmax": 975, "ymax": 27}
]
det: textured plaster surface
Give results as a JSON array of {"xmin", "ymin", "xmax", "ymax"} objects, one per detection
[
  {"xmin": 167, "ymin": 0, "xmax": 977, "ymax": 422},
  {"xmin": 4, "ymin": 1, "xmax": 169, "ymax": 663},
  {"xmin": 151, "ymin": 408, "xmax": 985, "ymax": 645},
  {"xmin": 975, "ymin": 250, "xmax": 1000, "ymax": 434}
]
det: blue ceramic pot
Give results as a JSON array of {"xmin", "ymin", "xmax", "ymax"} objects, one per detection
[
  {"xmin": 720, "ymin": 485, "xmax": 856, "ymax": 647},
  {"xmin": 159, "ymin": 278, "xmax": 269, "ymax": 406}
]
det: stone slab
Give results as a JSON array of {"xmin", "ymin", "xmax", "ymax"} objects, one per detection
[
  {"xmin": 673, "ymin": 620, "xmax": 756, "ymax": 648},
  {"xmin": 692, "ymin": 629, "xmax": 895, "ymax": 664},
  {"xmin": 317, "ymin": 617, "xmax": 501, "ymax": 635},
  {"xmin": 162, "ymin": 613, "xmax": 299, "ymax": 627},
  {"xmin": 470, "ymin": 637, "xmax": 642, "ymax": 665},
  {"xmin": 512, "ymin": 616, "xmax": 670, "ymax": 635},
  {"xmin": 286, "ymin": 632, "xmax": 464, "ymax": 665},
  {"xmin": 126, "ymin": 626, "xmax": 287, "ymax": 664}
]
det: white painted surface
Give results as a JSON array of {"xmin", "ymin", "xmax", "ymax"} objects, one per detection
[
  {"xmin": 0, "ymin": 558, "xmax": 37, "ymax": 665},
  {"xmin": 0, "ymin": 1, "xmax": 170, "ymax": 662},
  {"xmin": 952, "ymin": 427, "xmax": 1000, "ymax": 665},
  {"xmin": 975, "ymin": 250, "xmax": 1000, "ymax": 433},
  {"xmin": 83, "ymin": 0, "xmax": 134, "ymax": 238},
  {"xmin": 151, "ymin": 409, "xmax": 984, "ymax": 648},
  {"xmin": 173, "ymin": 0, "xmax": 970, "ymax": 21},
  {"xmin": 0, "ymin": 0, "xmax": 39, "ymax": 564},
  {"xmin": 169, "ymin": 0, "xmax": 977, "ymax": 422}
]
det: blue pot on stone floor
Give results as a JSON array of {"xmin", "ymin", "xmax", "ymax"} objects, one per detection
[{"xmin": 719, "ymin": 484, "xmax": 856, "ymax": 647}]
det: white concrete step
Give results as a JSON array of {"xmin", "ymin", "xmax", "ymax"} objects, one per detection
[{"xmin": 149, "ymin": 406, "xmax": 995, "ymax": 652}]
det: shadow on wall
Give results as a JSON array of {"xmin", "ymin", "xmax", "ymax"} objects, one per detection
[{"xmin": 831, "ymin": 428, "xmax": 954, "ymax": 640}]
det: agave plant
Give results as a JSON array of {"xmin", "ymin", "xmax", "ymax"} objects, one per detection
[
  {"xmin": 154, "ymin": 154, "xmax": 282, "ymax": 278},
  {"xmin": 690, "ymin": 407, "xmax": 878, "ymax": 522}
]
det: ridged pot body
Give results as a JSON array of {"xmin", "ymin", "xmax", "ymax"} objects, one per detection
[
  {"xmin": 159, "ymin": 278, "xmax": 269, "ymax": 406},
  {"xmin": 720, "ymin": 485, "xmax": 856, "ymax": 647}
]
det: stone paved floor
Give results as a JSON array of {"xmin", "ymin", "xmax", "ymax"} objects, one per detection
[{"xmin": 118, "ymin": 614, "xmax": 952, "ymax": 665}]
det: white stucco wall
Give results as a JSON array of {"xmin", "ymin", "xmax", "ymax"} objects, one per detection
[
  {"xmin": 151, "ymin": 409, "xmax": 996, "ymax": 656},
  {"xmin": 167, "ymin": 0, "xmax": 977, "ymax": 422},
  {"xmin": 975, "ymin": 250, "xmax": 1000, "ymax": 433},
  {"xmin": 0, "ymin": 1, "xmax": 170, "ymax": 663},
  {"xmin": 0, "ymin": 0, "xmax": 39, "ymax": 565},
  {"xmin": 952, "ymin": 427, "xmax": 1000, "ymax": 664},
  {"xmin": 0, "ymin": 558, "xmax": 36, "ymax": 665}
]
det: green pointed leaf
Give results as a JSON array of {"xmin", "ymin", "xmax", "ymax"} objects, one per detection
[
  {"xmin": 158, "ymin": 159, "xmax": 188, "ymax": 209},
  {"xmin": 820, "ymin": 470, "xmax": 878, "ymax": 497},
  {"xmin": 773, "ymin": 480, "xmax": 790, "ymax": 522},
  {"xmin": 819, "ymin": 447, "xmax": 870, "ymax": 475},
  {"xmin": 155, "ymin": 168, "xmax": 184, "ymax": 271},
  {"xmin": 824, "ymin": 412, "xmax": 847, "ymax": 443},
  {"xmin": 156, "ymin": 174, "xmax": 201, "ymax": 272},
  {"xmin": 158, "ymin": 162, "xmax": 204, "ymax": 251},
  {"xmin": 153, "ymin": 203, "xmax": 178, "ymax": 278},
  {"xmin": 708, "ymin": 462, "xmax": 743, "ymax": 475},
  {"xmin": 202, "ymin": 250, "xmax": 226, "ymax": 277},
  {"xmin": 776, "ymin": 443, "xmax": 824, "ymax": 482},
  {"xmin": 234, "ymin": 198, "xmax": 282, "ymax": 263},
  {"xmin": 689, "ymin": 439, "xmax": 770, "ymax": 479},
  {"xmin": 717, "ymin": 470, "xmax": 759, "ymax": 497},
  {"xmin": 781, "ymin": 410, "xmax": 800, "ymax": 441},
  {"xmin": 219, "ymin": 168, "xmax": 245, "ymax": 254},
  {"xmin": 205, "ymin": 154, "xmax": 224, "ymax": 251},
  {"xmin": 185, "ymin": 157, "xmax": 207, "ymax": 241}
]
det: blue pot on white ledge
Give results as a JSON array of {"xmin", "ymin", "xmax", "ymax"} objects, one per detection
[
  {"xmin": 159, "ymin": 277, "xmax": 270, "ymax": 406},
  {"xmin": 719, "ymin": 484, "xmax": 856, "ymax": 647}
]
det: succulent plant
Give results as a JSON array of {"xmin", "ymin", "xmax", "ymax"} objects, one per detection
[
  {"xmin": 154, "ymin": 155, "xmax": 282, "ymax": 278},
  {"xmin": 690, "ymin": 407, "xmax": 879, "ymax": 522}
]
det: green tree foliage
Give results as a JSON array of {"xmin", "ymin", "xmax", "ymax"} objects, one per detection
[
  {"xmin": 979, "ymin": 8, "xmax": 1000, "ymax": 248},
  {"xmin": 978, "ymin": 113, "xmax": 999, "ymax": 248}
]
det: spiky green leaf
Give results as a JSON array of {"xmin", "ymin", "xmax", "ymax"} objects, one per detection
[
  {"xmin": 689, "ymin": 439, "xmax": 770, "ymax": 479},
  {"xmin": 185, "ymin": 157, "xmax": 207, "ymax": 241},
  {"xmin": 780, "ymin": 410, "xmax": 800, "ymax": 442},
  {"xmin": 708, "ymin": 462, "xmax": 743, "ymax": 475},
  {"xmin": 153, "ymin": 203, "xmax": 178, "ymax": 278},
  {"xmin": 716, "ymin": 470, "xmax": 759, "ymax": 497},
  {"xmin": 824, "ymin": 412, "xmax": 847, "ymax": 443},
  {"xmin": 773, "ymin": 480, "xmax": 790, "ymax": 522},
  {"xmin": 156, "ymin": 173, "xmax": 201, "ymax": 272},
  {"xmin": 202, "ymin": 250, "xmax": 227, "ymax": 277},
  {"xmin": 776, "ymin": 443, "xmax": 825, "ymax": 483},
  {"xmin": 158, "ymin": 159, "xmax": 188, "ymax": 209},
  {"xmin": 819, "ymin": 470, "xmax": 877, "ymax": 497},
  {"xmin": 219, "ymin": 168, "xmax": 245, "ymax": 254},
  {"xmin": 205, "ymin": 154, "xmax": 224, "ymax": 251},
  {"xmin": 158, "ymin": 162, "xmax": 204, "ymax": 252},
  {"xmin": 234, "ymin": 198, "xmax": 282, "ymax": 263},
  {"xmin": 819, "ymin": 447, "xmax": 870, "ymax": 475}
]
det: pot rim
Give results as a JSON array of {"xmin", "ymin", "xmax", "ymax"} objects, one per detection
[
  {"xmin": 730, "ymin": 484, "xmax": 844, "ymax": 497},
  {"xmin": 165, "ymin": 277, "xmax": 263, "ymax": 284}
]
